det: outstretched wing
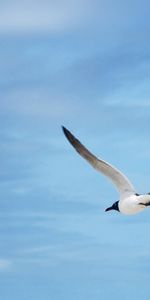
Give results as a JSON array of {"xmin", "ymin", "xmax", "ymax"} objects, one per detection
[{"xmin": 62, "ymin": 126, "xmax": 136, "ymax": 197}]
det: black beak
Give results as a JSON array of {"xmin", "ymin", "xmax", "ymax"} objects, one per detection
[{"xmin": 105, "ymin": 206, "xmax": 113, "ymax": 212}]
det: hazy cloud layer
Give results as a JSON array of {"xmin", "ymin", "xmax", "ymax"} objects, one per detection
[
  {"xmin": 0, "ymin": 0, "xmax": 150, "ymax": 35},
  {"xmin": 0, "ymin": 0, "xmax": 96, "ymax": 34}
]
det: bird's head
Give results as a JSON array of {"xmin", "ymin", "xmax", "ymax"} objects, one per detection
[{"xmin": 105, "ymin": 201, "xmax": 119, "ymax": 212}]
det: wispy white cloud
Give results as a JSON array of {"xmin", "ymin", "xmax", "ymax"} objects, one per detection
[
  {"xmin": 104, "ymin": 78, "xmax": 150, "ymax": 108},
  {"xmin": 21, "ymin": 245, "xmax": 56, "ymax": 254},
  {"xmin": 0, "ymin": 88, "xmax": 80, "ymax": 120},
  {"xmin": 0, "ymin": 0, "xmax": 93, "ymax": 34},
  {"xmin": 0, "ymin": 259, "xmax": 12, "ymax": 271},
  {"xmin": 0, "ymin": 0, "xmax": 149, "ymax": 36}
]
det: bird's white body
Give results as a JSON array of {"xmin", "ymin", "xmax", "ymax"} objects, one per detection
[
  {"xmin": 119, "ymin": 194, "xmax": 150, "ymax": 215},
  {"xmin": 62, "ymin": 126, "xmax": 150, "ymax": 216}
]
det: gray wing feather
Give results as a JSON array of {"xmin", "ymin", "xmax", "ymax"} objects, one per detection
[{"xmin": 62, "ymin": 126, "xmax": 136, "ymax": 197}]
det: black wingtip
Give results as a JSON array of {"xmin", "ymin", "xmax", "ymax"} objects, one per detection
[
  {"xmin": 61, "ymin": 125, "xmax": 68, "ymax": 136},
  {"xmin": 61, "ymin": 126, "xmax": 75, "ymax": 145}
]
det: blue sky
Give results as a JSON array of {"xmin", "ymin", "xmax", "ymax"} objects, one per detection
[{"xmin": 1, "ymin": 1, "xmax": 150, "ymax": 299}]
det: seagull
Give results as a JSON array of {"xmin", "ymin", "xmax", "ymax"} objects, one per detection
[{"xmin": 62, "ymin": 126, "xmax": 150, "ymax": 215}]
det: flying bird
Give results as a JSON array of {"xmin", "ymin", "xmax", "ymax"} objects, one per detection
[{"xmin": 62, "ymin": 126, "xmax": 150, "ymax": 215}]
